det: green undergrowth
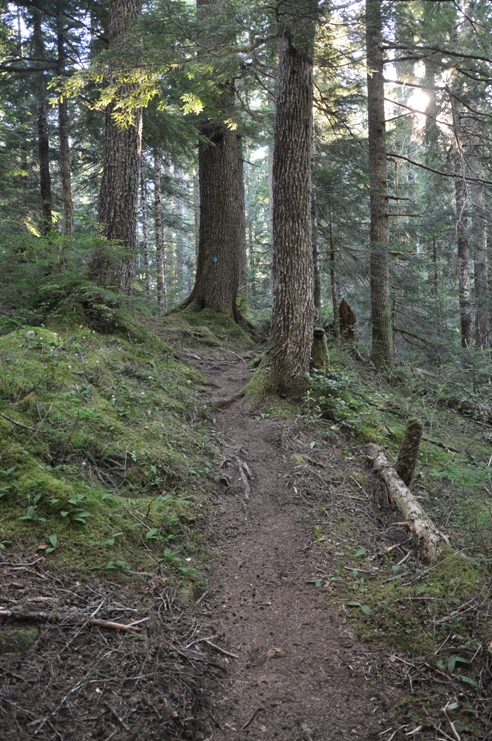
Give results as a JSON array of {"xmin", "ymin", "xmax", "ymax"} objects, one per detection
[
  {"xmin": 0, "ymin": 321, "xmax": 220, "ymax": 581},
  {"xmin": 305, "ymin": 347, "xmax": 492, "ymax": 565},
  {"xmin": 298, "ymin": 345, "xmax": 492, "ymax": 735}
]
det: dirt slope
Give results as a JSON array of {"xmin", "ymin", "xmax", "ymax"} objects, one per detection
[{"xmin": 195, "ymin": 356, "xmax": 394, "ymax": 740}]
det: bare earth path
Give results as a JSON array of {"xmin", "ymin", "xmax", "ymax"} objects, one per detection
[{"xmin": 195, "ymin": 356, "xmax": 394, "ymax": 741}]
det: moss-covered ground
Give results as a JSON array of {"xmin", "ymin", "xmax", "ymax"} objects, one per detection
[
  {"xmin": 294, "ymin": 347, "xmax": 492, "ymax": 738},
  {"xmin": 0, "ymin": 316, "xmax": 224, "ymax": 580},
  {"xmin": 1, "ymin": 309, "xmax": 491, "ymax": 737}
]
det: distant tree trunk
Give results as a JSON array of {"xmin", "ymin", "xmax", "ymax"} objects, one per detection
[
  {"xmin": 469, "ymin": 132, "xmax": 490, "ymax": 349},
  {"xmin": 366, "ymin": 0, "xmax": 392, "ymax": 368},
  {"xmin": 56, "ymin": 0, "xmax": 73, "ymax": 245},
  {"xmin": 451, "ymin": 97, "xmax": 472, "ymax": 349},
  {"xmin": 193, "ymin": 169, "xmax": 199, "ymax": 259},
  {"xmin": 153, "ymin": 150, "xmax": 166, "ymax": 312},
  {"xmin": 92, "ymin": 0, "xmax": 143, "ymax": 293},
  {"xmin": 328, "ymin": 206, "xmax": 340, "ymax": 341},
  {"xmin": 312, "ymin": 156, "xmax": 321, "ymax": 319},
  {"xmin": 32, "ymin": 9, "xmax": 52, "ymax": 235},
  {"xmin": 257, "ymin": 0, "xmax": 317, "ymax": 397},
  {"xmin": 139, "ymin": 158, "xmax": 151, "ymax": 297},
  {"xmin": 238, "ymin": 137, "xmax": 248, "ymax": 302}
]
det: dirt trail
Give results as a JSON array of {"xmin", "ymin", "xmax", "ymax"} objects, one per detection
[{"xmin": 196, "ymin": 357, "xmax": 393, "ymax": 741}]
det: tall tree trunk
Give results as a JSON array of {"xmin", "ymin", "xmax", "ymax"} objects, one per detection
[
  {"xmin": 139, "ymin": 157, "xmax": 151, "ymax": 297},
  {"xmin": 238, "ymin": 136, "xmax": 248, "ymax": 302},
  {"xmin": 469, "ymin": 132, "xmax": 490, "ymax": 349},
  {"xmin": 178, "ymin": 0, "xmax": 242, "ymax": 319},
  {"xmin": 451, "ymin": 97, "xmax": 472, "ymax": 349},
  {"xmin": 366, "ymin": 0, "xmax": 392, "ymax": 368},
  {"xmin": 93, "ymin": 0, "xmax": 143, "ymax": 293},
  {"xmin": 153, "ymin": 150, "xmax": 166, "ymax": 312},
  {"xmin": 56, "ymin": 0, "xmax": 73, "ymax": 246},
  {"xmin": 259, "ymin": 0, "xmax": 317, "ymax": 397},
  {"xmin": 32, "ymin": 9, "xmax": 52, "ymax": 235},
  {"xmin": 189, "ymin": 120, "xmax": 241, "ymax": 316},
  {"xmin": 329, "ymin": 206, "xmax": 340, "ymax": 342},
  {"xmin": 312, "ymin": 156, "xmax": 321, "ymax": 320}
]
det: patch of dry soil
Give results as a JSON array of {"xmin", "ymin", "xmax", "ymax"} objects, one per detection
[{"xmin": 195, "ymin": 357, "xmax": 394, "ymax": 741}]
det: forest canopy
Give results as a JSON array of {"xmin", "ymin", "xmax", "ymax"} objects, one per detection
[{"xmin": 0, "ymin": 0, "xmax": 491, "ymax": 374}]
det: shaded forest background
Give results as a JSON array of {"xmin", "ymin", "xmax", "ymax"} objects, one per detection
[{"xmin": 0, "ymin": 0, "xmax": 491, "ymax": 377}]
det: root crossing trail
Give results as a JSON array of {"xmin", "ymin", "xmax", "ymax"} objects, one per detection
[{"xmin": 196, "ymin": 357, "xmax": 392, "ymax": 741}]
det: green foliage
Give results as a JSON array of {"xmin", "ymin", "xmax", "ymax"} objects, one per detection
[
  {"xmin": 0, "ymin": 321, "xmax": 217, "ymax": 576},
  {"xmin": 304, "ymin": 368, "xmax": 365, "ymax": 434}
]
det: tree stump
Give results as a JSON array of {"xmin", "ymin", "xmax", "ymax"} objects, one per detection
[
  {"xmin": 396, "ymin": 418, "xmax": 423, "ymax": 486},
  {"xmin": 310, "ymin": 328, "xmax": 330, "ymax": 373}
]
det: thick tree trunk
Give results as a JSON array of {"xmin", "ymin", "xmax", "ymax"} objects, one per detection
[
  {"xmin": 187, "ymin": 121, "xmax": 241, "ymax": 317},
  {"xmin": 93, "ymin": 0, "xmax": 143, "ymax": 293},
  {"xmin": 238, "ymin": 137, "xmax": 248, "ymax": 302},
  {"xmin": 268, "ymin": 41, "xmax": 315, "ymax": 390},
  {"xmin": 396, "ymin": 418, "xmax": 423, "ymax": 486},
  {"xmin": 153, "ymin": 150, "xmax": 166, "ymax": 312},
  {"xmin": 256, "ymin": 0, "xmax": 317, "ymax": 398},
  {"xmin": 178, "ymin": 0, "xmax": 242, "ymax": 319},
  {"xmin": 455, "ymin": 171, "xmax": 472, "ymax": 349},
  {"xmin": 366, "ymin": 0, "xmax": 392, "ymax": 369}
]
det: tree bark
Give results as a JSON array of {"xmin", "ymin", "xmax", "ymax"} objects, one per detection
[
  {"xmin": 451, "ymin": 96, "xmax": 472, "ymax": 349},
  {"xmin": 178, "ymin": 0, "xmax": 243, "ymax": 319},
  {"xmin": 186, "ymin": 121, "xmax": 241, "ymax": 317},
  {"xmin": 153, "ymin": 150, "xmax": 166, "ymax": 312},
  {"xmin": 366, "ymin": 0, "xmax": 392, "ymax": 368},
  {"xmin": 32, "ymin": 9, "xmax": 52, "ymax": 235},
  {"xmin": 469, "ymin": 131, "xmax": 490, "ymax": 349},
  {"xmin": 56, "ymin": 0, "xmax": 73, "ymax": 246},
  {"xmin": 396, "ymin": 418, "xmax": 423, "ymax": 486},
  {"xmin": 139, "ymin": 157, "xmax": 151, "ymax": 297},
  {"xmin": 93, "ymin": 0, "xmax": 143, "ymax": 293},
  {"xmin": 258, "ymin": 0, "xmax": 317, "ymax": 397},
  {"xmin": 312, "ymin": 155, "xmax": 321, "ymax": 320}
]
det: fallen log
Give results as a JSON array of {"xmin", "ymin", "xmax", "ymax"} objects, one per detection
[{"xmin": 366, "ymin": 443, "xmax": 450, "ymax": 562}]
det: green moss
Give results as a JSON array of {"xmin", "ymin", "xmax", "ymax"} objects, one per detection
[
  {"xmin": 336, "ymin": 550, "xmax": 487, "ymax": 658},
  {"xmin": 0, "ymin": 321, "xmax": 218, "ymax": 578},
  {"xmin": 243, "ymin": 365, "xmax": 277, "ymax": 405},
  {"xmin": 0, "ymin": 627, "xmax": 39, "ymax": 655}
]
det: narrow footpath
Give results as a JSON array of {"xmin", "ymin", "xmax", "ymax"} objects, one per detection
[{"xmin": 195, "ymin": 356, "xmax": 394, "ymax": 741}]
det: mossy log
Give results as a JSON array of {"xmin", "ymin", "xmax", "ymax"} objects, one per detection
[
  {"xmin": 396, "ymin": 417, "xmax": 423, "ymax": 486},
  {"xmin": 366, "ymin": 443, "xmax": 449, "ymax": 563}
]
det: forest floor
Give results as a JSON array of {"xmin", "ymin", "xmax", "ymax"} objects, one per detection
[{"xmin": 1, "ymin": 316, "xmax": 490, "ymax": 740}]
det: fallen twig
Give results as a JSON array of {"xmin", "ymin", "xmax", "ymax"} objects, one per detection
[
  {"xmin": 235, "ymin": 456, "xmax": 253, "ymax": 499},
  {"xmin": 0, "ymin": 608, "xmax": 147, "ymax": 632},
  {"xmin": 204, "ymin": 639, "xmax": 240, "ymax": 659},
  {"xmin": 241, "ymin": 706, "xmax": 264, "ymax": 730}
]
